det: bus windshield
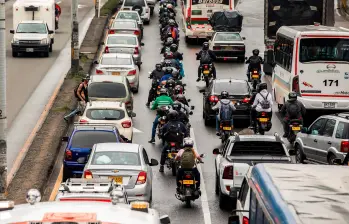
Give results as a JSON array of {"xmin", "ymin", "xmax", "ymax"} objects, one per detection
[{"xmin": 299, "ymin": 38, "xmax": 349, "ymax": 63}]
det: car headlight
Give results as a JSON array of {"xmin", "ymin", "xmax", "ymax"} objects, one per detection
[
  {"xmin": 12, "ymin": 38, "xmax": 19, "ymax": 44},
  {"xmin": 40, "ymin": 39, "xmax": 47, "ymax": 44}
]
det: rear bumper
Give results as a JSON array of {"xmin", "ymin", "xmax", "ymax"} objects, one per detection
[
  {"xmin": 213, "ymin": 50, "xmax": 245, "ymax": 58},
  {"xmin": 126, "ymin": 184, "xmax": 151, "ymax": 202},
  {"xmin": 298, "ymin": 96, "xmax": 349, "ymax": 110},
  {"xmin": 12, "ymin": 43, "xmax": 49, "ymax": 52},
  {"xmin": 63, "ymin": 161, "xmax": 85, "ymax": 177},
  {"xmin": 186, "ymin": 29, "xmax": 214, "ymax": 38}
]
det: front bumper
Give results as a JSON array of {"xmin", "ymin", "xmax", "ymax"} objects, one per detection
[
  {"xmin": 213, "ymin": 50, "xmax": 245, "ymax": 58},
  {"xmin": 12, "ymin": 43, "xmax": 49, "ymax": 52}
]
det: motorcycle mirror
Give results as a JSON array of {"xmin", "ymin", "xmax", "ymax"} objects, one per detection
[
  {"xmin": 187, "ymin": 99, "xmax": 191, "ymax": 102},
  {"xmin": 189, "ymin": 111, "xmax": 193, "ymax": 115},
  {"xmin": 200, "ymin": 153, "xmax": 205, "ymax": 158},
  {"xmin": 190, "ymin": 105, "xmax": 195, "ymax": 110}
]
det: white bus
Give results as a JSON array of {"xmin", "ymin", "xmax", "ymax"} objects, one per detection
[
  {"xmin": 180, "ymin": 0, "xmax": 233, "ymax": 43},
  {"xmin": 272, "ymin": 25, "xmax": 349, "ymax": 111}
]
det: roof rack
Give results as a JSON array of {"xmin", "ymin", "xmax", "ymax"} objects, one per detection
[
  {"xmin": 59, "ymin": 178, "xmax": 121, "ymax": 193},
  {"xmin": 334, "ymin": 113, "xmax": 349, "ymax": 120}
]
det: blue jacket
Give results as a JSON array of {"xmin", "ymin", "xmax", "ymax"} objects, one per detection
[{"xmin": 160, "ymin": 74, "xmax": 173, "ymax": 82}]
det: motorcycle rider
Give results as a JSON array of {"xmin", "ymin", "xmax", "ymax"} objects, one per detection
[
  {"xmin": 211, "ymin": 91, "xmax": 236, "ymax": 136},
  {"xmin": 149, "ymin": 63, "xmax": 165, "ymax": 80},
  {"xmin": 172, "ymin": 101, "xmax": 189, "ymax": 125},
  {"xmin": 176, "ymin": 94, "xmax": 189, "ymax": 106},
  {"xmin": 280, "ymin": 92, "xmax": 306, "ymax": 138},
  {"xmin": 248, "ymin": 86, "xmax": 258, "ymax": 127},
  {"xmin": 175, "ymin": 137, "xmax": 203, "ymax": 194},
  {"xmin": 166, "ymin": 20, "xmax": 179, "ymax": 41},
  {"xmin": 170, "ymin": 44, "xmax": 183, "ymax": 61},
  {"xmin": 196, "ymin": 42, "xmax": 217, "ymax": 82},
  {"xmin": 161, "ymin": 37, "xmax": 174, "ymax": 54},
  {"xmin": 250, "ymin": 83, "xmax": 273, "ymax": 128},
  {"xmin": 149, "ymin": 88, "xmax": 174, "ymax": 143},
  {"xmin": 160, "ymin": 67, "xmax": 174, "ymax": 82},
  {"xmin": 160, "ymin": 110, "xmax": 188, "ymax": 172},
  {"xmin": 245, "ymin": 49, "xmax": 264, "ymax": 82},
  {"xmin": 146, "ymin": 79, "xmax": 161, "ymax": 107}
]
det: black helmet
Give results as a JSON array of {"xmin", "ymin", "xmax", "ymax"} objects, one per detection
[
  {"xmin": 169, "ymin": 12, "xmax": 175, "ymax": 18},
  {"xmin": 166, "ymin": 37, "xmax": 174, "ymax": 45},
  {"xmin": 259, "ymin": 83, "xmax": 267, "ymax": 91},
  {"xmin": 166, "ymin": 31, "xmax": 172, "ymax": 37},
  {"xmin": 252, "ymin": 49, "xmax": 259, "ymax": 56},
  {"xmin": 167, "ymin": 78, "xmax": 175, "ymax": 87},
  {"xmin": 172, "ymin": 101, "xmax": 182, "ymax": 111},
  {"xmin": 176, "ymin": 94, "xmax": 185, "ymax": 103},
  {"xmin": 174, "ymin": 85, "xmax": 183, "ymax": 94},
  {"xmin": 172, "ymin": 71, "xmax": 179, "ymax": 79},
  {"xmin": 155, "ymin": 63, "xmax": 162, "ymax": 71},
  {"xmin": 168, "ymin": 19, "xmax": 175, "ymax": 26},
  {"xmin": 167, "ymin": 110, "xmax": 178, "ymax": 121},
  {"xmin": 221, "ymin": 91, "xmax": 229, "ymax": 99},
  {"xmin": 170, "ymin": 43, "xmax": 178, "ymax": 52},
  {"xmin": 159, "ymin": 88, "xmax": 168, "ymax": 96},
  {"xmin": 151, "ymin": 79, "xmax": 158, "ymax": 88},
  {"xmin": 288, "ymin": 91, "xmax": 297, "ymax": 101},
  {"xmin": 165, "ymin": 67, "xmax": 173, "ymax": 74},
  {"xmin": 164, "ymin": 51, "xmax": 174, "ymax": 59},
  {"xmin": 202, "ymin": 42, "xmax": 209, "ymax": 50}
]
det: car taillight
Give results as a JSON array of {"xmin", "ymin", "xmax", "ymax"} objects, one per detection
[
  {"xmin": 261, "ymin": 112, "xmax": 266, "ymax": 116},
  {"xmin": 104, "ymin": 46, "xmax": 109, "ymax": 53},
  {"xmin": 127, "ymin": 69, "xmax": 137, "ymax": 76},
  {"xmin": 213, "ymin": 46, "xmax": 220, "ymax": 50},
  {"xmin": 95, "ymin": 69, "xmax": 103, "ymax": 75},
  {"xmin": 242, "ymin": 98, "xmax": 250, "ymax": 103},
  {"xmin": 109, "ymin": 30, "xmax": 115, "ymax": 34},
  {"xmin": 134, "ymin": 47, "xmax": 139, "ymax": 54},
  {"xmin": 136, "ymin": 171, "xmax": 147, "ymax": 184},
  {"xmin": 65, "ymin": 149, "xmax": 72, "ymax": 160},
  {"xmin": 209, "ymin": 95, "xmax": 219, "ymax": 103},
  {"xmin": 243, "ymin": 216, "xmax": 249, "ymax": 224},
  {"xmin": 121, "ymin": 120, "xmax": 132, "ymax": 128},
  {"xmin": 170, "ymin": 142, "xmax": 175, "ymax": 147},
  {"xmin": 79, "ymin": 119, "xmax": 88, "ymax": 123},
  {"xmin": 341, "ymin": 141, "xmax": 349, "ymax": 153},
  {"xmin": 222, "ymin": 166, "xmax": 234, "ymax": 179},
  {"xmin": 84, "ymin": 170, "xmax": 93, "ymax": 179},
  {"xmin": 292, "ymin": 76, "xmax": 300, "ymax": 94},
  {"xmin": 134, "ymin": 30, "xmax": 140, "ymax": 35}
]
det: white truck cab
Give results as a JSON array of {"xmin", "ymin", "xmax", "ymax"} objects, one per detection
[{"xmin": 10, "ymin": 0, "xmax": 55, "ymax": 57}]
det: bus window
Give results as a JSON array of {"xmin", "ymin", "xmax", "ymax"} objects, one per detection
[
  {"xmin": 275, "ymin": 35, "xmax": 293, "ymax": 72},
  {"xmin": 191, "ymin": 10, "xmax": 202, "ymax": 15}
]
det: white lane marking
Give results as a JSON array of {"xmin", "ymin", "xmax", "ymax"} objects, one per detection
[
  {"xmin": 133, "ymin": 127, "xmax": 142, "ymax": 133},
  {"xmin": 335, "ymin": 0, "xmax": 342, "ymax": 17},
  {"xmin": 190, "ymin": 128, "xmax": 212, "ymax": 224},
  {"xmin": 78, "ymin": 4, "xmax": 87, "ymax": 8}
]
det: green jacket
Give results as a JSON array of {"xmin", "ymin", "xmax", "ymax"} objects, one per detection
[{"xmin": 151, "ymin": 95, "xmax": 173, "ymax": 110}]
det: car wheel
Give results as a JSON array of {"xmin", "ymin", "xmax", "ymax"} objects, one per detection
[
  {"xmin": 43, "ymin": 50, "xmax": 49, "ymax": 57},
  {"xmin": 149, "ymin": 189, "xmax": 153, "ymax": 204},
  {"xmin": 328, "ymin": 153, "xmax": 336, "ymax": 165},
  {"xmin": 218, "ymin": 184, "xmax": 228, "ymax": 210},
  {"xmin": 144, "ymin": 20, "xmax": 150, "ymax": 25},
  {"xmin": 62, "ymin": 167, "xmax": 71, "ymax": 182},
  {"xmin": 12, "ymin": 51, "xmax": 18, "ymax": 57},
  {"xmin": 277, "ymin": 103, "xmax": 283, "ymax": 112},
  {"xmin": 185, "ymin": 36, "xmax": 190, "ymax": 44},
  {"xmin": 295, "ymin": 144, "xmax": 305, "ymax": 164}
]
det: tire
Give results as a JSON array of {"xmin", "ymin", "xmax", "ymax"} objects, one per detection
[
  {"xmin": 144, "ymin": 19, "xmax": 150, "ymax": 25},
  {"xmin": 205, "ymin": 77, "xmax": 209, "ymax": 88},
  {"xmin": 328, "ymin": 153, "xmax": 336, "ymax": 165},
  {"xmin": 49, "ymin": 44, "xmax": 53, "ymax": 52},
  {"xmin": 150, "ymin": 8, "xmax": 154, "ymax": 16},
  {"xmin": 295, "ymin": 144, "xmax": 305, "ymax": 164},
  {"xmin": 259, "ymin": 127, "xmax": 265, "ymax": 135},
  {"xmin": 62, "ymin": 167, "xmax": 71, "ymax": 182},
  {"xmin": 171, "ymin": 162, "xmax": 177, "ymax": 176},
  {"xmin": 185, "ymin": 199, "xmax": 191, "ymax": 207},
  {"xmin": 138, "ymin": 64, "xmax": 141, "ymax": 70},
  {"xmin": 149, "ymin": 189, "xmax": 153, "ymax": 204},
  {"xmin": 12, "ymin": 51, "xmax": 18, "ymax": 57},
  {"xmin": 43, "ymin": 50, "xmax": 49, "ymax": 57},
  {"xmin": 185, "ymin": 36, "xmax": 190, "ymax": 44},
  {"xmin": 218, "ymin": 186, "xmax": 228, "ymax": 210},
  {"xmin": 277, "ymin": 104, "xmax": 283, "ymax": 112},
  {"xmin": 202, "ymin": 110, "xmax": 205, "ymax": 119},
  {"xmin": 215, "ymin": 173, "xmax": 219, "ymax": 195},
  {"xmin": 133, "ymin": 82, "xmax": 139, "ymax": 93}
]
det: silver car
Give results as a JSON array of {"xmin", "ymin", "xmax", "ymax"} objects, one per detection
[
  {"xmin": 83, "ymin": 143, "xmax": 159, "ymax": 203},
  {"xmin": 295, "ymin": 113, "xmax": 349, "ymax": 165},
  {"xmin": 115, "ymin": 10, "xmax": 144, "ymax": 39},
  {"xmin": 103, "ymin": 33, "xmax": 144, "ymax": 68},
  {"xmin": 109, "ymin": 19, "xmax": 142, "ymax": 42}
]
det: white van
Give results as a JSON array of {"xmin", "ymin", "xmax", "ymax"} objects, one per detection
[{"xmin": 10, "ymin": 0, "xmax": 55, "ymax": 57}]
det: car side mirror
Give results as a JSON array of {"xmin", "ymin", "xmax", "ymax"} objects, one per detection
[
  {"xmin": 149, "ymin": 158, "xmax": 159, "ymax": 166},
  {"xmin": 61, "ymin": 136, "xmax": 69, "ymax": 142},
  {"xmin": 213, "ymin": 148, "xmax": 220, "ymax": 155},
  {"xmin": 160, "ymin": 215, "xmax": 170, "ymax": 224},
  {"xmin": 130, "ymin": 112, "xmax": 136, "ymax": 117},
  {"xmin": 333, "ymin": 158, "xmax": 342, "ymax": 165},
  {"xmin": 228, "ymin": 215, "xmax": 240, "ymax": 224},
  {"xmin": 242, "ymin": 37, "xmax": 246, "ymax": 40},
  {"xmin": 301, "ymin": 127, "xmax": 308, "ymax": 133},
  {"xmin": 77, "ymin": 157, "xmax": 86, "ymax": 164},
  {"xmin": 48, "ymin": 30, "xmax": 54, "ymax": 34},
  {"xmin": 141, "ymin": 42, "xmax": 145, "ymax": 46},
  {"xmin": 93, "ymin": 60, "xmax": 99, "ymax": 64},
  {"xmin": 10, "ymin": 30, "xmax": 14, "ymax": 34}
]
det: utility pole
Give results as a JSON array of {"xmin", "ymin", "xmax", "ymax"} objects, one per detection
[
  {"xmin": 71, "ymin": 0, "xmax": 79, "ymax": 74},
  {"xmin": 0, "ymin": 0, "xmax": 7, "ymax": 201},
  {"xmin": 95, "ymin": 0, "xmax": 100, "ymax": 18}
]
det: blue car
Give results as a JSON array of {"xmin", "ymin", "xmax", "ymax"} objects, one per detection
[{"xmin": 62, "ymin": 124, "xmax": 126, "ymax": 181}]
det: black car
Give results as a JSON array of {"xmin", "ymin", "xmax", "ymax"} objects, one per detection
[{"xmin": 202, "ymin": 79, "xmax": 252, "ymax": 126}]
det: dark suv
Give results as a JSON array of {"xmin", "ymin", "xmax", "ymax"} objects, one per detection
[
  {"xmin": 202, "ymin": 79, "xmax": 252, "ymax": 126},
  {"xmin": 62, "ymin": 124, "xmax": 125, "ymax": 181}
]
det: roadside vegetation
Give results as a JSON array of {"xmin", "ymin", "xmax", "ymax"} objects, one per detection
[{"xmin": 100, "ymin": 0, "xmax": 119, "ymax": 16}]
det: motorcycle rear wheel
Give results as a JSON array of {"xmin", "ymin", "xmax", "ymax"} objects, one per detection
[
  {"xmin": 171, "ymin": 162, "xmax": 177, "ymax": 176},
  {"xmin": 185, "ymin": 199, "xmax": 191, "ymax": 207}
]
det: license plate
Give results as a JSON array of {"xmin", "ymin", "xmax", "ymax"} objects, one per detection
[
  {"xmin": 292, "ymin": 126, "xmax": 301, "ymax": 131},
  {"xmin": 203, "ymin": 70, "xmax": 209, "ymax": 74},
  {"xmin": 112, "ymin": 72, "xmax": 120, "ymax": 76},
  {"xmin": 224, "ymin": 46, "xmax": 233, "ymax": 50},
  {"xmin": 109, "ymin": 176, "xmax": 123, "ymax": 184},
  {"xmin": 183, "ymin": 180, "xmax": 194, "ymax": 185},
  {"xmin": 252, "ymin": 75, "xmax": 259, "ymax": 79},
  {"xmin": 324, "ymin": 102, "xmax": 336, "ymax": 108},
  {"xmin": 259, "ymin": 118, "xmax": 268, "ymax": 122},
  {"xmin": 223, "ymin": 127, "xmax": 231, "ymax": 131},
  {"xmin": 26, "ymin": 48, "xmax": 34, "ymax": 52}
]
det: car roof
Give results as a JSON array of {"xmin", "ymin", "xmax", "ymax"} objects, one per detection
[
  {"xmin": 107, "ymin": 33, "xmax": 138, "ymax": 38},
  {"xmin": 86, "ymin": 101, "xmax": 126, "ymax": 109},
  {"xmin": 95, "ymin": 143, "xmax": 140, "ymax": 153},
  {"xmin": 230, "ymin": 134, "xmax": 282, "ymax": 142},
  {"xmin": 90, "ymin": 75, "xmax": 126, "ymax": 83},
  {"xmin": 101, "ymin": 53, "xmax": 133, "ymax": 59},
  {"xmin": 73, "ymin": 125, "xmax": 116, "ymax": 132},
  {"xmin": 324, "ymin": 113, "xmax": 349, "ymax": 122},
  {"xmin": 215, "ymin": 31, "xmax": 241, "ymax": 34},
  {"xmin": 117, "ymin": 10, "xmax": 140, "ymax": 15}
]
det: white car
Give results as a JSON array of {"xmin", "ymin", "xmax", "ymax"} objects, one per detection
[
  {"xmin": 95, "ymin": 53, "xmax": 140, "ymax": 92},
  {"xmin": 79, "ymin": 101, "xmax": 136, "ymax": 141},
  {"xmin": 120, "ymin": 0, "xmax": 151, "ymax": 24}
]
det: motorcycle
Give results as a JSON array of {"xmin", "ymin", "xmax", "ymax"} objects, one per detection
[
  {"xmin": 219, "ymin": 120, "xmax": 232, "ymax": 143},
  {"xmin": 165, "ymin": 142, "xmax": 181, "ymax": 176},
  {"xmin": 175, "ymin": 154, "xmax": 205, "ymax": 207},
  {"xmin": 254, "ymin": 112, "xmax": 272, "ymax": 135},
  {"xmin": 250, "ymin": 68, "xmax": 261, "ymax": 90},
  {"xmin": 287, "ymin": 119, "xmax": 303, "ymax": 145},
  {"xmin": 199, "ymin": 63, "xmax": 213, "ymax": 87}
]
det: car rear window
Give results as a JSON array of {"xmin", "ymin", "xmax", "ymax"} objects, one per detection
[
  {"xmin": 107, "ymin": 36, "xmax": 137, "ymax": 45},
  {"xmin": 86, "ymin": 109, "xmax": 125, "ymax": 120},
  {"xmin": 71, "ymin": 131, "xmax": 118, "ymax": 149},
  {"xmin": 88, "ymin": 83, "xmax": 127, "ymax": 99},
  {"xmin": 214, "ymin": 82, "xmax": 250, "ymax": 95},
  {"xmin": 113, "ymin": 21, "xmax": 137, "ymax": 29},
  {"xmin": 124, "ymin": 0, "xmax": 145, "ymax": 7},
  {"xmin": 335, "ymin": 122, "xmax": 349, "ymax": 139},
  {"xmin": 215, "ymin": 33, "xmax": 242, "ymax": 41},
  {"xmin": 92, "ymin": 151, "xmax": 140, "ymax": 165},
  {"xmin": 101, "ymin": 56, "xmax": 132, "ymax": 65},
  {"xmin": 230, "ymin": 141, "xmax": 286, "ymax": 156},
  {"xmin": 116, "ymin": 12, "xmax": 140, "ymax": 22}
]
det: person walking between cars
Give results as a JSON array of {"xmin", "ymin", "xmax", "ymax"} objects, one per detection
[
  {"xmin": 64, "ymin": 77, "xmax": 89, "ymax": 121},
  {"xmin": 280, "ymin": 92, "xmax": 306, "ymax": 138}
]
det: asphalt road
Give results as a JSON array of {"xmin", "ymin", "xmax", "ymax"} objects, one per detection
[{"xmin": 5, "ymin": 0, "xmax": 95, "ymax": 127}]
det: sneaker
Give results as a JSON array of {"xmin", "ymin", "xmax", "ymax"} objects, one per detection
[
  {"xmin": 148, "ymin": 138, "xmax": 155, "ymax": 143},
  {"xmin": 216, "ymin": 132, "xmax": 221, "ymax": 136},
  {"xmin": 159, "ymin": 165, "xmax": 164, "ymax": 172},
  {"xmin": 146, "ymin": 102, "xmax": 150, "ymax": 107},
  {"xmin": 196, "ymin": 78, "xmax": 201, "ymax": 82}
]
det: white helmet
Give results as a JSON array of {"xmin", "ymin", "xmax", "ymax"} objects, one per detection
[{"xmin": 183, "ymin": 137, "xmax": 194, "ymax": 147}]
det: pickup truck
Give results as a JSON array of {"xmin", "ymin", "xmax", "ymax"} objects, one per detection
[{"xmin": 213, "ymin": 132, "xmax": 291, "ymax": 209}]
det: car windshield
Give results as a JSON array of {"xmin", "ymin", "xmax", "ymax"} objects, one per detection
[
  {"xmin": 124, "ymin": 0, "xmax": 146, "ymax": 7},
  {"xmin": 230, "ymin": 141, "xmax": 286, "ymax": 156},
  {"xmin": 88, "ymin": 83, "xmax": 127, "ymax": 98},
  {"xmin": 214, "ymin": 81, "xmax": 250, "ymax": 95},
  {"xmin": 113, "ymin": 21, "xmax": 137, "ymax": 29},
  {"xmin": 117, "ymin": 12, "xmax": 140, "ymax": 22},
  {"xmin": 71, "ymin": 131, "xmax": 117, "ymax": 148},
  {"xmin": 214, "ymin": 33, "xmax": 242, "ymax": 41},
  {"xmin": 335, "ymin": 121, "xmax": 349, "ymax": 139},
  {"xmin": 92, "ymin": 151, "xmax": 140, "ymax": 165},
  {"xmin": 101, "ymin": 56, "xmax": 132, "ymax": 65},
  {"xmin": 300, "ymin": 38, "xmax": 349, "ymax": 62},
  {"xmin": 16, "ymin": 23, "xmax": 47, "ymax": 33},
  {"xmin": 107, "ymin": 36, "xmax": 137, "ymax": 45},
  {"xmin": 86, "ymin": 109, "xmax": 126, "ymax": 120}
]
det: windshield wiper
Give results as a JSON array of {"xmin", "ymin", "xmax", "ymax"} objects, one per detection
[{"xmin": 104, "ymin": 117, "xmax": 117, "ymax": 120}]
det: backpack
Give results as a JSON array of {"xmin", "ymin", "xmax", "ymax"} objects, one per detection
[
  {"xmin": 180, "ymin": 148, "xmax": 195, "ymax": 169},
  {"xmin": 220, "ymin": 100, "xmax": 233, "ymax": 120},
  {"xmin": 164, "ymin": 123, "xmax": 183, "ymax": 143},
  {"xmin": 249, "ymin": 56, "xmax": 261, "ymax": 66},
  {"xmin": 287, "ymin": 102, "xmax": 300, "ymax": 118},
  {"xmin": 259, "ymin": 93, "xmax": 270, "ymax": 109},
  {"xmin": 200, "ymin": 50, "xmax": 211, "ymax": 64}
]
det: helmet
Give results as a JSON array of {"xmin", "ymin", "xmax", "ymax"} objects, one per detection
[
  {"xmin": 168, "ymin": 19, "xmax": 175, "ymax": 26},
  {"xmin": 169, "ymin": 12, "xmax": 175, "ymax": 18},
  {"xmin": 166, "ymin": 37, "xmax": 174, "ymax": 45},
  {"xmin": 170, "ymin": 43, "xmax": 178, "ymax": 52},
  {"xmin": 183, "ymin": 137, "xmax": 194, "ymax": 147},
  {"xmin": 166, "ymin": 31, "xmax": 172, "ymax": 37},
  {"xmin": 176, "ymin": 94, "xmax": 186, "ymax": 103},
  {"xmin": 164, "ymin": 59, "xmax": 172, "ymax": 67},
  {"xmin": 174, "ymin": 85, "xmax": 183, "ymax": 94},
  {"xmin": 167, "ymin": 110, "xmax": 178, "ymax": 121},
  {"xmin": 155, "ymin": 63, "xmax": 162, "ymax": 71},
  {"xmin": 159, "ymin": 88, "xmax": 168, "ymax": 96},
  {"xmin": 172, "ymin": 101, "xmax": 182, "ymax": 111},
  {"xmin": 172, "ymin": 71, "xmax": 179, "ymax": 79},
  {"xmin": 202, "ymin": 42, "xmax": 209, "ymax": 50},
  {"xmin": 288, "ymin": 91, "xmax": 297, "ymax": 101},
  {"xmin": 258, "ymin": 83, "xmax": 267, "ymax": 91},
  {"xmin": 166, "ymin": 3, "xmax": 173, "ymax": 9},
  {"xmin": 164, "ymin": 51, "xmax": 174, "ymax": 59},
  {"xmin": 166, "ymin": 78, "xmax": 175, "ymax": 88},
  {"xmin": 252, "ymin": 49, "xmax": 259, "ymax": 56},
  {"xmin": 165, "ymin": 67, "xmax": 173, "ymax": 74},
  {"xmin": 221, "ymin": 91, "xmax": 229, "ymax": 99}
]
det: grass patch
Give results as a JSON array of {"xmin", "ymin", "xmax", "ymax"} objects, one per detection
[
  {"xmin": 52, "ymin": 105, "xmax": 71, "ymax": 112},
  {"xmin": 100, "ymin": 0, "xmax": 119, "ymax": 16},
  {"xmin": 80, "ymin": 54, "xmax": 89, "ymax": 64}
]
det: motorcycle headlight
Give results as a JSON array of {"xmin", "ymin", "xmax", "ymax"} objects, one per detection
[
  {"xmin": 12, "ymin": 38, "xmax": 19, "ymax": 44},
  {"xmin": 40, "ymin": 39, "xmax": 47, "ymax": 44}
]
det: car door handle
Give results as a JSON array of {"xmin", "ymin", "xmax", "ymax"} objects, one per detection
[
  {"xmin": 314, "ymin": 139, "xmax": 317, "ymax": 142},
  {"xmin": 328, "ymin": 141, "xmax": 332, "ymax": 145}
]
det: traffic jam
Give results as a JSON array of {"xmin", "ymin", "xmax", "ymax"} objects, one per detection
[{"xmin": 1, "ymin": 0, "xmax": 349, "ymax": 223}]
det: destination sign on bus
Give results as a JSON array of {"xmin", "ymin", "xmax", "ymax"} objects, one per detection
[{"xmin": 192, "ymin": 0, "xmax": 229, "ymax": 5}]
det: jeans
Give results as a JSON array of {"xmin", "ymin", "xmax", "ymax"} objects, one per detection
[
  {"xmin": 160, "ymin": 145, "xmax": 168, "ymax": 165},
  {"xmin": 64, "ymin": 101, "xmax": 85, "ymax": 120},
  {"xmin": 216, "ymin": 115, "xmax": 233, "ymax": 132},
  {"xmin": 151, "ymin": 115, "xmax": 160, "ymax": 139},
  {"xmin": 198, "ymin": 64, "xmax": 216, "ymax": 79},
  {"xmin": 176, "ymin": 168, "xmax": 200, "ymax": 188}
]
